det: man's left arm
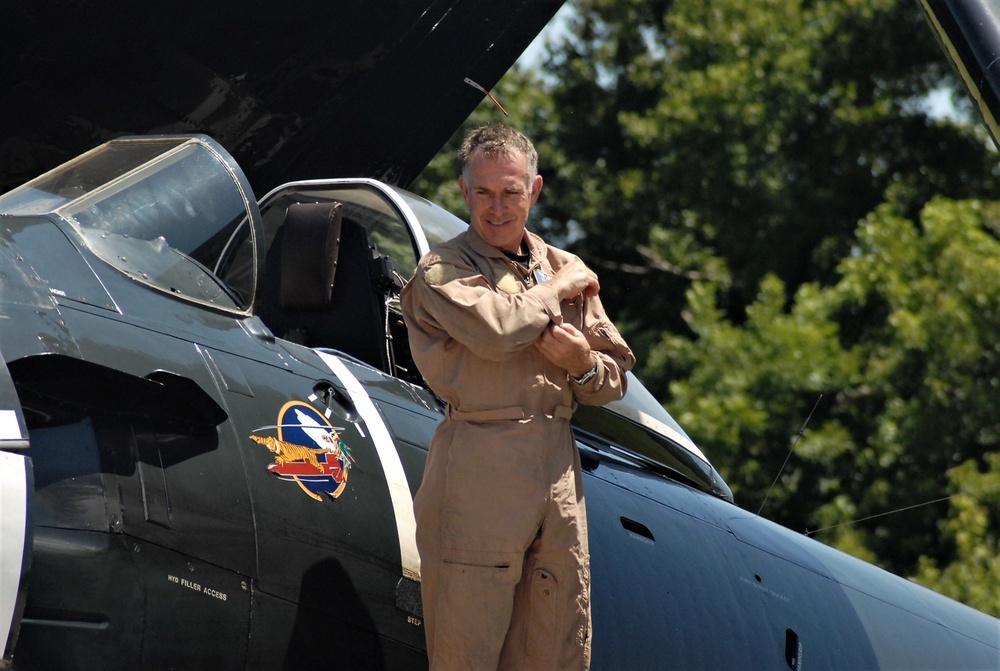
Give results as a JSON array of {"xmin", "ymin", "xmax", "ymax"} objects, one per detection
[
  {"xmin": 535, "ymin": 294, "xmax": 635, "ymax": 406},
  {"xmin": 573, "ymin": 293, "xmax": 635, "ymax": 406}
]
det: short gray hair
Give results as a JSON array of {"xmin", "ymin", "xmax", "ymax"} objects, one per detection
[{"xmin": 459, "ymin": 124, "xmax": 538, "ymax": 182}]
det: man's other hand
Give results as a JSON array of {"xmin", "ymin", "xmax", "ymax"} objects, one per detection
[
  {"xmin": 535, "ymin": 323, "xmax": 594, "ymax": 378},
  {"xmin": 548, "ymin": 259, "xmax": 599, "ymax": 300}
]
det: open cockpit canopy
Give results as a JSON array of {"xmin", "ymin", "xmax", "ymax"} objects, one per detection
[{"xmin": 0, "ymin": 135, "xmax": 262, "ymax": 313}]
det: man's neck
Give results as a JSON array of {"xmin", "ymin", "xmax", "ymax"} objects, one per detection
[{"xmin": 502, "ymin": 246, "xmax": 531, "ymax": 269}]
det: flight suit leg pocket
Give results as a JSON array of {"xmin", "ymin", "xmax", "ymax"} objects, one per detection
[
  {"xmin": 434, "ymin": 550, "xmax": 524, "ymax": 664},
  {"xmin": 524, "ymin": 567, "xmax": 563, "ymax": 662}
]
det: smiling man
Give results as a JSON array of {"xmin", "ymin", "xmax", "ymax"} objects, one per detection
[{"xmin": 401, "ymin": 124, "xmax": 635, "ymax": 670}]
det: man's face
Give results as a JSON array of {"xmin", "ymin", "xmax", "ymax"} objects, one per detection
[{"xmin": 459, "ymin": 149, "xmax": 542, "ymax": 254}]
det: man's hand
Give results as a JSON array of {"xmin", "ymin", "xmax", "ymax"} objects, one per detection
[
  {"xmin": 548, "ymin": 258, "xmax": 599, "ymax": 301},
  {"xmin": 535, "ymin": 323, "xmax": 595, "ymax": 378}
]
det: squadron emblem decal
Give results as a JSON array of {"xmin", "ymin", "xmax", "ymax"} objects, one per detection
[{"xmin": 251, "ymin": 401, "xmax": 354, "ymax": 501}]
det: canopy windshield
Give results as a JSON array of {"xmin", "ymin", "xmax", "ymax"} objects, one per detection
[{"xmin": 0, "ymin": 136, "xmax": 262, "ymax": 313}]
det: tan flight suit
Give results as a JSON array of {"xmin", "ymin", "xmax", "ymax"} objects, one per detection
[{"xmin": 401, "ymin": 226, "xmax": 635, "ymax": 670}]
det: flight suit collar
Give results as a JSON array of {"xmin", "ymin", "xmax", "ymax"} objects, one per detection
[
  {"xmin": 465, "ymin": 226, "xmax": 547, "ymax": 262},
  {"xmin": 463, "ymin": 226, "xmax": 555, "ymax": 292}
]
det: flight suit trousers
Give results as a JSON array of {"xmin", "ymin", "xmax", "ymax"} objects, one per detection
[{"xmin": 415, "ymin": 417, "xmax": 591, "ymax": 670}]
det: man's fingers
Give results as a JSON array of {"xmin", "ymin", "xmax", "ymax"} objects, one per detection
[{"xmin": 553, "ymin": 323, "xmax": 582, "ymax": 337}]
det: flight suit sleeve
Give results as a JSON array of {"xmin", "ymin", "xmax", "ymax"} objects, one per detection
[
  {"xmin": 402, "ymin": 257, "xmax": 563, "ymax": 362},
  {"xmin": 570, "ymin": 293, "xmax": 636, "ymax": 407}
]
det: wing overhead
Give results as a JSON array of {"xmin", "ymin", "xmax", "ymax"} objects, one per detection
[
  {"xmin": 920, "ymin": 0, "xmax": 1000, "ymax": 148},
  {"xmin": 0, "ymin": 0, "xmax": 563, "ymax": 196}
]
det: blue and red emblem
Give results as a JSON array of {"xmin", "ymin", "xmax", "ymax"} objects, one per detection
[{"xmin": 250, "ymin": 401, "xmax": 354, "ymax": 501}]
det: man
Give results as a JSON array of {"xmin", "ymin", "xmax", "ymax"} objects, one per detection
[{"xmin": 401, "ymin": 124, "xmax": 635, "ymax": 670}]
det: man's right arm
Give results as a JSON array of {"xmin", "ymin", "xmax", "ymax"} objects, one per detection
[
  {"xmin": 547, "ymin": 257, "xmax": 600, "ymax": 301},
  {"xmin": 401, "ymin": 259, "xmax": 562, "ymax": 362}
]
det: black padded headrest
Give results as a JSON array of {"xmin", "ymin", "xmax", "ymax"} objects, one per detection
[{"xmin": 278, "ymin": 202, "xmax": 344, "ymax": 311}]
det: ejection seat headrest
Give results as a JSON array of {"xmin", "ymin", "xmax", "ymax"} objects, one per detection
[{"xmin": 278, "ymin": 202, "xmax": 344, "ymax": 311}]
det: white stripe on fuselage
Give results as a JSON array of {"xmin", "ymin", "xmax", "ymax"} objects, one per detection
[
  {"xmin": 1, "ymin": 450, "xmax": 28, "ymax": 658},
  {"xmin": 316, "ymin": 351, "xmax": 420, "ymax": 581}
]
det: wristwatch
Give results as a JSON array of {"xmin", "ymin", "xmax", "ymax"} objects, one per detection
[{"xmin": 572, "ymin": 360, "xmax": 599, "ymax": 385}]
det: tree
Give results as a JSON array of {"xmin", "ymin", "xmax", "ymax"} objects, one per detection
[
  {"xmin": 526, "ymin": 0, "xmax": 999, "ymax": 347},
  {"xmin": 659, "ymin": 198, "xmax": 1000, "ymax": 600},
  {"xmin": 913, "ymin": 454, "xmax": 1000, "ymax": 616}
]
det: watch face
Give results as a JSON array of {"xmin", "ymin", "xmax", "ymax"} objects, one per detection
[{"xmin": 574, "ymin": 365, "xmax": 597, "ymax": 385}]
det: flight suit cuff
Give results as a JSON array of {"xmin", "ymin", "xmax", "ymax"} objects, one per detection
[
  {"xmin": 533, "ymin": 283, "xmax": 563, "ymax": 323},
  {"xmin": 572, "ymin": 352, "xmax": 627, "ymax": 406},
  {"xmin": 571, "ymin": 357, "xmax": 599, "ymax": 385}
]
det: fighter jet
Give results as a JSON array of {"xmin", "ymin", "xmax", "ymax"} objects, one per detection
[{"xmin": 1, "ymin": 1, "xmax": 998, "ymax": 670}]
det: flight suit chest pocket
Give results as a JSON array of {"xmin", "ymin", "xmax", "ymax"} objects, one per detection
[{"xmin": 494, "ymin": 268, "xmax": 525, "ymax": 295}]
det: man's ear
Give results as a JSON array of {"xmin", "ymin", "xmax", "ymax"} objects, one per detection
[
  {"xmin": 529, "ymin": 174, "xmax": 543, "ymax": 206},
  {"xmin": 459, "ymin": 175, "xmax": 470, "ymax": 204}
]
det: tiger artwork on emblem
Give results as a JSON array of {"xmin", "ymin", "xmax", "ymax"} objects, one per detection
[
  {"xmin": 251, "ymin": 401, "xmax": 353, "ymax": 501},
  {"xmin": 250, "ymin": 435, "xmax": 328, "ymax": 473}
]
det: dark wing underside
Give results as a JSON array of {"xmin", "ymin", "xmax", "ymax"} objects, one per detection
[
  {"xmin": 0, "ymin": 0, "xmax": 563, "ymax": 195},
  {"xmin": 920, "ymin": 0, "xmax": 1000, "ymax": 149}
]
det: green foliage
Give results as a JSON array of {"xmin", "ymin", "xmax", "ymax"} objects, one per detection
[
  {"xmin": 829, "ymin": 199, "xmax": 1000, "ymax": 578},
  {"xmin": 663, "ymin": 198, "xmax": 1000, "ymax": 593},
  {"xmin": 529, "ymin": 0, "xmax": 999, "ymax": 338},
  {"xmin": 651, "ymin": 272, "xmax": 861, "ymax": 533},
  {"xmin": 913, "ymin": 455, "xmax": 1000, "ymax": 616}
]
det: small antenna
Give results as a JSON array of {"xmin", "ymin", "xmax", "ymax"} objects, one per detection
[
  {"xmin": 757, "ymin": 394, "xmax": 823, "ymax": 516},
  {"xmin": 804, "ymin": 479, "xmax": 1000, "ymax": 536},
  {"xmin": 464, "ymin": 77, "xmax": 509, "ymax": 117}
]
